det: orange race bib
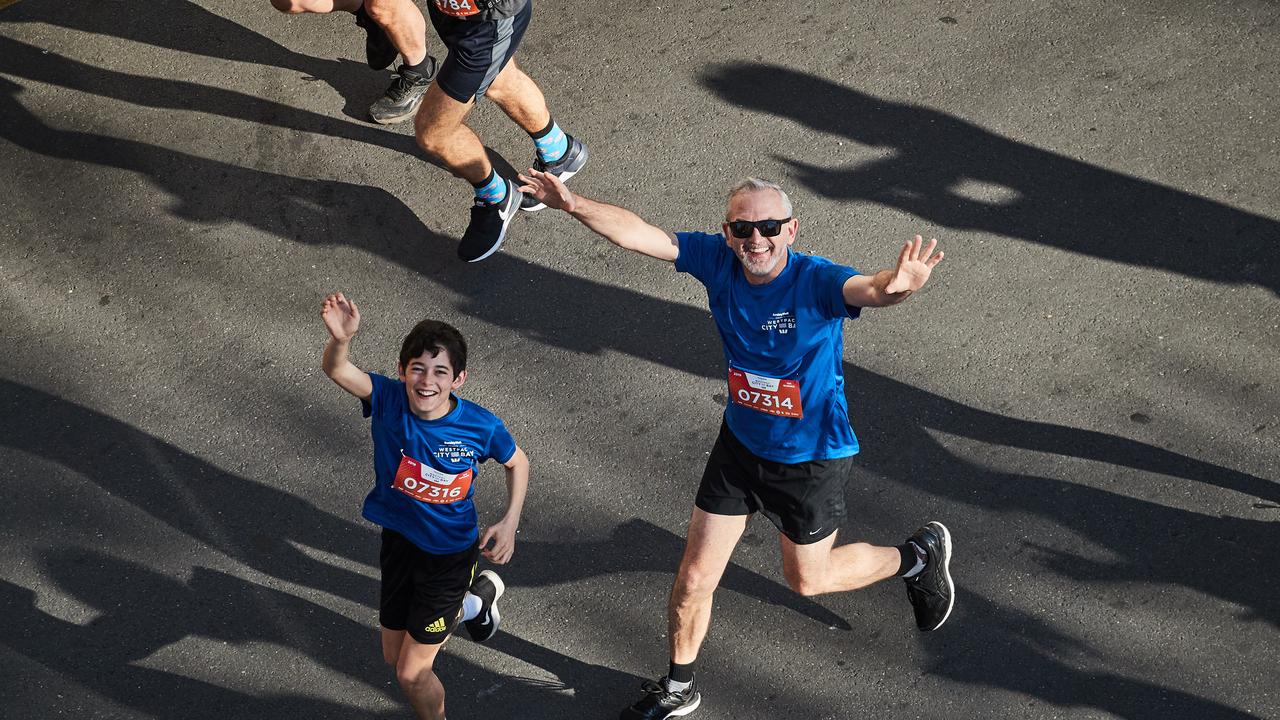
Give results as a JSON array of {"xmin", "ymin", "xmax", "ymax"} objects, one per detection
[
  {"xmin": 728, "ymin": 369, "xmax": 803, "ymax": 419},
  {"xmin": 433, "ymin": 0, "xmax": 480, "ymax": 17},
  {"xmin": 393, "ymin": 453, "xmax": 474, "ymax": 504}
]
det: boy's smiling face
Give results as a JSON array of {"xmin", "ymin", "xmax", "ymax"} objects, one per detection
[{"xmin": 397, "ymin": 347, "xmax": 466, "ymax": 420}]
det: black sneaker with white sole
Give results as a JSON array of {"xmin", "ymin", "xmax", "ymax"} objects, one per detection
[
  {"xmin": 463, "ymin": 570, "xmax": 504, "ymax": 642},
  {"xmin": 354, "ymin": 5, "xmax": 398, "ymax": 70},
  {"xmin": 619, "ymin": 678, "xmax": 701, "ymax": 720},
  {"xmin": 458, "ymin": 179, "xmax": 522, "ymax": 262},
  {"xmin": 521, "ymin": 134, "xmax": 589, "ymax": 211},
  {"xmin": 369, "ymin": 62, "xmax": 436, "ymax": 125},
  {"xmin": 903, "ymin": 521, "xmax": 954, "ymax": 631}
]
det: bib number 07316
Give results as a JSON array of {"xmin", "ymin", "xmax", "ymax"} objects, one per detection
[
  {"xmin": 393, "ymin": 453, "xmax": 474, "ymax": 504},
  {"xmin": 727, "ymin": 369, "xmax": 803, "ymax": 419}
]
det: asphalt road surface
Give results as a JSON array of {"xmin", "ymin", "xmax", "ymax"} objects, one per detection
[{"xmin": 2, "ymin": 1, "xmax": 1277, "ymax": 718}]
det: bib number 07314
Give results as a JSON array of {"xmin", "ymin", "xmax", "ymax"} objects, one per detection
[{"xmin": 727, "ymin": 369, "xmax": 803, "ymax": 419}]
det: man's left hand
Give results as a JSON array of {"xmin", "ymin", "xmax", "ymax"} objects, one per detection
[{"xmin": 885, "ymin": 235, "xmax": 944, "ymax": 294}]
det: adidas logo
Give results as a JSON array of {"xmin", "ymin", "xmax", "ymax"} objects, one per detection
[{"xmin": 424, "ymin": 617, "xmax": 448, "ymax": 634}]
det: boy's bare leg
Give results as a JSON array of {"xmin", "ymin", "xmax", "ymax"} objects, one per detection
[
  {"xmin": 388, "ymin": 630, "xmax": 448, "ymax": 720},
  {"xmin": 414, "ymin": 84, "xmax": 490, "ymax": 184},
  {"xmin": 484, "ymin": 59, "xmax": 551, "ymax": 135},
  {"xmin": 779, "ymin": 531, "xmax": 900, "ymax": 596},
  {"xmin": 667, "ymin": 508, "xmax": 748, "ymax": 664}
]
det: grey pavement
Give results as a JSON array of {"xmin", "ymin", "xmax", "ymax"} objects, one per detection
[{"xmin": 1, "ymin": 0, "xmax": 1278, "ymax": 718}]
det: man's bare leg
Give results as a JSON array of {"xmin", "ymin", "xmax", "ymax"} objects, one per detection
[
  {"xmin": 668, "ymin": 508, "xmax": 749, "ymax": 664},
  {"xmin": 779, "ymin": 530, "xmax": 901, "ymax": 596}
]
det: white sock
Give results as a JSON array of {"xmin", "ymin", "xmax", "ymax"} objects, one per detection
[
  {"xmin": 901, "ymin": 541, "xmax": 927, "ymax": 578},
  {"xmin": 664, "ymin": 677, "xmax": 693, "ymax": 693},
  {"xmin": 461, "ymin": 592, "xmax": 483, "ymax": 622}
]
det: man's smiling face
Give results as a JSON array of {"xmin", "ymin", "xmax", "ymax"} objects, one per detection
[{"xmin": 723, "ymin": 188, "xmax": 798, "ymax": 284}]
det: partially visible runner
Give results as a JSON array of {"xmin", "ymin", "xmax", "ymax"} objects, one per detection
[
  {"xmin": 519, "ymin": 172, "xmax": 954, "ymax": 720},
  {"xmin": 272, "ymin": 0, "xmax": 587, "ymax": 261},
  {"xmin": 321, "ymin": 292, "xmax": 530, "ymax": 720}
]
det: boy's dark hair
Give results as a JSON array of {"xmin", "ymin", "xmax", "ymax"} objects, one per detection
[{"xmin": 399, "ymin": 320, "xmax": 467, "ymax": 377}]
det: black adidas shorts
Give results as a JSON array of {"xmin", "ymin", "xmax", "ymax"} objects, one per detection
[
  {"xmin": 428, "ymin": 0, "xmax": 532, "ymax": 102},
  {"xmin": 695, "ymin": 421, "xmax": 854, "ymax": 545},
  {"xmin": 379, "ymin": 528, "xmax": 479, "ymax": 645}
]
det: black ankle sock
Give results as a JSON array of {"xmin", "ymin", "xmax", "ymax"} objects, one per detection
[
  {"xmin": 403, "ymin": 54, "xmax": 435, "ymax": 77},
  {"xmin": 895, "ymin": 543, "xmax": 917, "ymax": 576},
  {"xmin": 668, "ymin": 660, "xmax": 695, "ymax": 685},
  {"xmin": 529, "ymin": 117, "xmax": 556, "ymax": 140}
]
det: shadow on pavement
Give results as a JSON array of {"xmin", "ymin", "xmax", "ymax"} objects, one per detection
[{"xmin": 700, "ymin": 63, "xmax": 1280, "ymax": 295}]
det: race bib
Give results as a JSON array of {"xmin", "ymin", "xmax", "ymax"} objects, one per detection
[
  {"xmin": 433, "ymin": 0, "xmax": 480, "ymax": 17},
  {"xmin": 393, "ymin": 453, "xmax": 474, "ymax": 504},
  {"xmin": 728, "ymin": 369, "xmax": 803, "ymax": 419}
]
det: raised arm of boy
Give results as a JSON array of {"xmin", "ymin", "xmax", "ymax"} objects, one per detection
[
  {"xmin": 480, "ymin": 446, "xmax": 529, "ymax": 564},
  {"xmin": 321, "ymin": 292, "xmax": 373, "ymax": 400}
]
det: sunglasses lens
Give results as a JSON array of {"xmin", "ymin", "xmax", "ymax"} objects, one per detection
[
  {"xmin": 729, "ymin": 221, "xmax": 754, "ymax": 238},
  {"xmin": 758, "ymin": 220, "xmax": 782, "ymax": 237}
]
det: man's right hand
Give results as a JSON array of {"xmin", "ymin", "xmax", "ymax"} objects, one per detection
[
  {"xmin": 321, "ymin": 292, "xmax": 361, "ymax": 342},
  {"xmin": 518, "ymin": 169, "xmax": 577, "ymax": 213}
]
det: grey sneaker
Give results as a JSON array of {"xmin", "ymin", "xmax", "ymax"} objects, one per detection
[
  {"xmin": 903, "ymin": 521, "xmax": 954, "ymax": 631},
  {"xmin": 369, "ymin": 61, "xmax": 435, "ymax": 125},
  {"xmin": 521, "ymin": 134, "xmax": 588, "ymax": 211}
]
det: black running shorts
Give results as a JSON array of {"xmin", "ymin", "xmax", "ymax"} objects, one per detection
[
  {"xmin": 695, "ymin": 421, "xmax": 854, "ymax": 545},
  {"xmin": 428, "ymin": 0, "xmax": 532, "ymax": 103},
  {"xmin": 379, "ymin": 528, "xmax": 479, "ymax": 645}
]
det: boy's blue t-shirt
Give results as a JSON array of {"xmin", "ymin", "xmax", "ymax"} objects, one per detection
[
  {"xmin": 361, "ymin": 372, "xmax": 517, "ymax": 554},
  {"xmin": 675, "ymin": 231, "xmax": 862, "ymax": 464}
]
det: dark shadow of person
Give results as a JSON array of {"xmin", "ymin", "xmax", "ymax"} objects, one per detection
[
  {"xmin": 0, "ymin": 548, "xmax": 643, "ymax": 720},
  {"xmin": 929, "ymin": 592, "xmax": 1259, "ymax": 719},
  {"xmin": 0, "ymin": 377, "xmax": 379, "ymax": 604},
  {"xmin": 1, "ymin": 0, "xmax": 382, "ymax": 120},
  {"xmin": 700, "ymin": 63, "xmax": 1279, "ymax": 295}
]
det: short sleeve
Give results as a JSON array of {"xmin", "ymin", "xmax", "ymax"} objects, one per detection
[
  {"xmin": 361, "ymin": 372, "xmax": 403, "ymax": 420},
  {"xmin": 814, "ymin": 261, "xmax": 862, "ymax": 320},
  {"xmin": 674, "ymin": 232, "xmax": 730, "ymax": 286},
  {"xmin": 487, "ymin": 419, "xmax": 517, "ymax": 464}
]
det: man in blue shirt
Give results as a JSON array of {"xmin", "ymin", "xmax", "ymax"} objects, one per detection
[
  {"xmin": 321, "ymin": 292, "xmax": 530, "ymax": 720},
  {"xmin": 520, "ymin": 172, "xmax": 954, "ymax": 720}
]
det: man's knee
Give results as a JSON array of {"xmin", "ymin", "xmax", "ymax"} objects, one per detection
[
  {"xmin": 783, "ymin": 565, "xmax": 827, "ymax": 597},
  {"xmin": 671, "ymin": 565, "xmax": 721, "ymax": 607},
  {"xmin": 364, "ymin": 0, "xmax": 404, "ymax": 24}
]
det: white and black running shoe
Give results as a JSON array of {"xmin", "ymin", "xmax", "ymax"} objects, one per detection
[
  {"xmin": 904, "ymin": 521, "xmax": 954, "ymax": 631},
  {"xmin": 521, "ymin": 134, "xmax": 589, "ymax": 211},
  {"xmin": 619, "ymin": 677, "xmax": 701, "ymax": 720},
  {"xmin": 463, "ymin": 570, "xmax": 504, "ymax": 642},
  {"xmin": 458, "ymin": 178, "xmax": 522, "ymax": 262}
]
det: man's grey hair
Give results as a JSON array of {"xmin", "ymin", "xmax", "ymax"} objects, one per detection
[{"xmin": 726, "ymin": 177, "xmax": 793, "ymax": 219}]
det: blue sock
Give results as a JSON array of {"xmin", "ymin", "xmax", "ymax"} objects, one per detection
[
  {"xmin": 531, "ymin": 119, "xmax": 568, "ymax": 164},
  {"xmin": 473, "ymin": 170, "xmax": 507, "ymax": 205}
]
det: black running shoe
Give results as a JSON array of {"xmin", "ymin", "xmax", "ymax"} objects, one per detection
[
  {"xmin": 463, "ymin": 570, "xmax": 504, "ymax": 642},
  {"xmin": 521, "ymin": 134, "xmax": 589, "ymax": 211},
  {"xmin": 903, "ymin": 521, "xmax": 954, "ymax": 631},
  {"xmin": 619, "ymin": 678, "xmax": 701, "ymax": 720},
  {"xmin": 458, "ymin": 179, "xmax": 522, "ymax": 262},
  {"xmin": 354, "ymin": 5, "xmax": 397, "ymax": 70},
  {"xmin": 369, "ymin": 62, "xmax": 435, "ymax": 125}
]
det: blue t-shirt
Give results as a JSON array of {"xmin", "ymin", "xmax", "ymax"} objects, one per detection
[
  {"xmin": 676, "ymin": 232, "xmax": 862, "ymax": 463},
  {"xmin": 360, "ymin": 372, "xmax": 517, "ymax": 554}
]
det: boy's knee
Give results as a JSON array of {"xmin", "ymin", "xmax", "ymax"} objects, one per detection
[{"xmin": 396, "ymin": 664, "xmax": 434, "ymax": 694}]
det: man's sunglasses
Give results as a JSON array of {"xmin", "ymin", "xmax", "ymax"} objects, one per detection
[{"xmin": 727, "ymin": 218, "xmax": 792, "ymax": 239}]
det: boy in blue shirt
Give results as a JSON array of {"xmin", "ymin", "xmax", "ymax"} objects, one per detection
[
  {"xmin": 520, "ymin": 172, "xmax": 953, "ymax": 720},
  {"xmin": 321, "ymin": 292, "xmax": 529, "ymax": 720}
]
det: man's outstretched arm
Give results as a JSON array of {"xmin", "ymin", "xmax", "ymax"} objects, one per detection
[
  {"xmin": 519, "ymin": 170, "xmax": 679, "ymax": 262},
  {"xmin": 843, "ymin": 235, "xmax": 944, "ymax": 308}
]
